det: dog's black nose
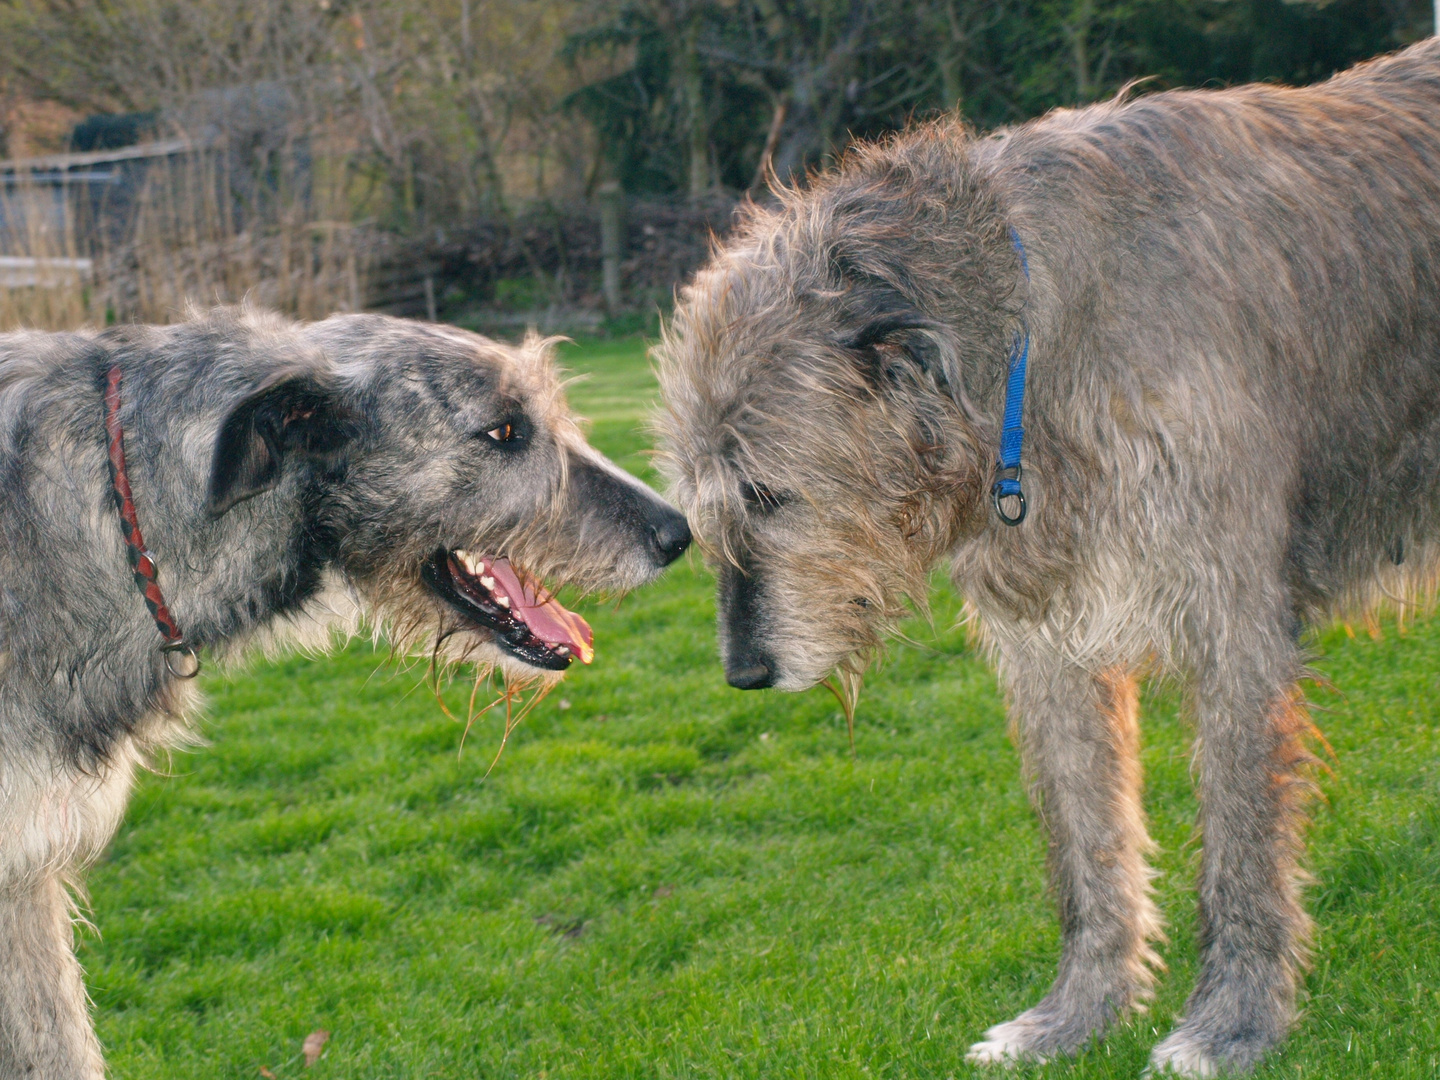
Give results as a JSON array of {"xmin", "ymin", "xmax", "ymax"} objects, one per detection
[
  {"xmin": 726, "ymin": 660, "xmax": 774, "ymax": 690},
  {"xmin": 648, "ymin": 511, "xmax": 691, "ymax": 566}
]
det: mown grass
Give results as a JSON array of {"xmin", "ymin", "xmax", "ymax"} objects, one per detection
[{"xmin": 88, "ymin": 337, "xmax": 1440, "ymax": 1078}]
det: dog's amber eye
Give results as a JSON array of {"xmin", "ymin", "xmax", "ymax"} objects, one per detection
[
  {"xmin": 743, "ymin": 482, "xmax": 787, "ymax": 512},
  {"xmin": 483, "ymin": 422, "xmax": 519, "ymax": 444}
]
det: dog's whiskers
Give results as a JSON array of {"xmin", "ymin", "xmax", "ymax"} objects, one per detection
[{"xmin": 821, "ymin": 668, "xmax": 863, "ymax": 759}]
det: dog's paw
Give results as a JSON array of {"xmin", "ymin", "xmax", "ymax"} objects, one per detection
[
  {"xmin": 967, "ymin": 986, "xmax": 1132, "ymax": 1066},
  {"xmin": 1147, "ymin": 1032, "xmax": 1220, "ymax": 1078},
  {"xmin": 1149, "ymin": 1003, "xmax": 1284, "ymax": 1077},
  {"xmin": 965, "ymin": 1019, "xmax": 1051, "ymax": 1066}
]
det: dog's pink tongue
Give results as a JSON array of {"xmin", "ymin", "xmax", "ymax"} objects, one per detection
[{"xmin": 489, "ymin": 558, "xmax": 594, "ymax": 664}]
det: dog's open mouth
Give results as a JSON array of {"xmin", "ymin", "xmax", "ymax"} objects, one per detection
[{"xmin": 421, "ymin": 549, "xmax": 594, "ymax": 671}]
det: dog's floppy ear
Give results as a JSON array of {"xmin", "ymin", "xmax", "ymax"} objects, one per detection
[
  {"xmin": 848, "ymin": 309, "xmax": 949, "ymax": 386},
  {"xmin": 208, "ymin": 372, "xmax": 352, "ymax": 516},
  {"xmin": 842, "ymin": 290, "xmax": 953, "ymax": 393},
  {"xmin": 831, "ymin": 252, "xmax": 956, "ymax": 393}
]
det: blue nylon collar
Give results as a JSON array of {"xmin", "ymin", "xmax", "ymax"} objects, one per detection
[{"xmin": 991, "ymin": 227, "xmax": 1030, "ymax": 525}]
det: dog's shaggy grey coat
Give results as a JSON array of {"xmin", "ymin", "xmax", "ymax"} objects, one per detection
[
  {"xmin": 657, "ymin": 38, "xmax": 1440, "ymax": 1076},
  {"xmin": 0, "ymin": 307, "xmax": 688, "ymax": 1079}
]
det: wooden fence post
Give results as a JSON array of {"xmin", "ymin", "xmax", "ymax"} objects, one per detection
[{"xmin": 598, "ymin": 181, "xmax": 625, "ymax": 315}]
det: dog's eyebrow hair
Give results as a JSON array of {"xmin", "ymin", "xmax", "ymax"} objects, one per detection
[
  {"xmin": 741, "ymin": 481, "xmax": 789, "ymax": 512},
  {"xmin": 846, "ymin": 313, "xmax": 937, "ymax": 350}
]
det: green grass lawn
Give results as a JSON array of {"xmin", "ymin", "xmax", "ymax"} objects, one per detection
[{"xmin": 87, "ymin": 337, "xmax": 1440, "ymax": 1079}]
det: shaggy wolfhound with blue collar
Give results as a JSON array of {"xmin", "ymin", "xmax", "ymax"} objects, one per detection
[{"xmin": 658, "ymin": 39, "xmax": 1440, "ymax": 1076}]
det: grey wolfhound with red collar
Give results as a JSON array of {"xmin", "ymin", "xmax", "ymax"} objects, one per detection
[
  {"xmin": 657, "ymin": 38, "xmax": 1440, "ymax": 1076},
  {"xmin": 0, "ymin": 307, "xmax": 688, "ymax": 1079}
]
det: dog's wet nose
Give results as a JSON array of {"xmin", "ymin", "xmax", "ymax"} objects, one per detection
[
  {"xmin": 648, "ymin": 510, "xmax": 692, "ymax": 566},
  {"xmin": 726, "ymin": 659, "xmax": 774, "ymax": 690}
]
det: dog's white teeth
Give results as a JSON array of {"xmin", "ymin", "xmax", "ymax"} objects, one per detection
[
  {"xmin": 496, "ymin": 595, "xmax": 510, "ymax": 608},
  {"xmin": 480, "ymin": 576, "xmax": 496, "ymax": 590},
  {"xmin": 556, "ymin": 645, "xmax": 570, "ymax": 655}
]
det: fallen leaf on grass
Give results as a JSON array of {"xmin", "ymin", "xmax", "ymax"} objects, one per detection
[
  {"xmin": 303, "ymin": 1030, "xmax": 330, "ymax": 1067},
  {"xmin": 533, "ymin": 913, "xmax": 586, "ymax": 939},
  {"xmin": 260, "ymin": 1069, "xmax": 277, "ymax": 1079}
]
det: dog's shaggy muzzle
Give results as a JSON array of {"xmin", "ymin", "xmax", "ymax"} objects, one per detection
[
  {"xmin": 418, "ymin": 467, "xmax": 690, "ymax": 672},
  {"xmin": 304, "ymin": 314, "xmax": 691, "ymax": 678}
]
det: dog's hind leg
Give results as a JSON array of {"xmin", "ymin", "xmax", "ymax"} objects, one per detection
[
  {"xmin": 0, "ymin": 874, "xmax": 104, "ymax": 1080},
  {"xmin": 968, "ymin": 653, "xmax": 1162, "ymax": 1064},
  {"xmin": 1151, "ymin": 617, "xmax": 1312, "ymax": 1077}
]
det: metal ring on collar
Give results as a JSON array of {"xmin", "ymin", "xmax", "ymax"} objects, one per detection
[
  {"xmin": 991, "ymin": 483, "xmax": 1027, "ymax": 526},
  {"xmin": 162, "ymin": 641, "xmax": 202, "ymax": 679}
]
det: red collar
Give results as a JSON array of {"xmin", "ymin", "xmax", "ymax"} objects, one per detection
[{"xmin": 104, "ymin": 365, "xmax": 201, "ymax": 678}]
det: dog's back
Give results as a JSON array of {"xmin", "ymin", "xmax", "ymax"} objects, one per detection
[{"xmin": 979, "ymin": 37, "xmax": 1440, "ymax": 622}]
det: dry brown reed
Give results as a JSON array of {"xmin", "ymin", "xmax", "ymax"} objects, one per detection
[
  {"xmin": 0, "ymin": 182, "xmax": 94, "ymax": 330},
  {"xmin": 0, "ymin": 143, "xmax": 372, "ymax": 332}
]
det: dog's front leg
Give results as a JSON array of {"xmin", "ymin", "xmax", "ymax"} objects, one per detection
[
  {"xmin": 0, "ymin": 746, "xmax": 142, "ymax": 1080},
  {"xmin": 1150, "ymin": 641, "xmax": 1311, "ymax": 1077},
  {"xmin": 0, "ymin": 873, "xmax": 104, "ymax": 1080},
  {"xmin": 968, "ymin": 652, "xmax": 1162, "ymax": 1064}
]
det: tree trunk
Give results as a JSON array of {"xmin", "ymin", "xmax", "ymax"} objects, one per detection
[
  {"xmin": 938, "ymin": 50, "xmax": 962, "ymax": 112},
  {"xmin": 681, "ymin": 16, "xmax": 709, "ymax": 199},
  {"xmin": 938, "ymin": 0, "xmax": 971, "ymax": 113},
  {"xmin": 749, "ymin": 95, "xmax": 788, "ymax": 190},
  {"xmin": 1070, "ymin": 0, "xmax": 1095, "ymax": 102}
]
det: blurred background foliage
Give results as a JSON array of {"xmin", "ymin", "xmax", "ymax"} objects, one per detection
[
  {"xmin": 0, "ymin": 0, "xmax": 1431, "ymax": 327},
  {"xmin": 2, "ymin": 0, "xmax": 1430, "ymax": 219},
  {"xmin": 563, "ymin": 0, "xmax": 1433, "ymax": 198}
]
